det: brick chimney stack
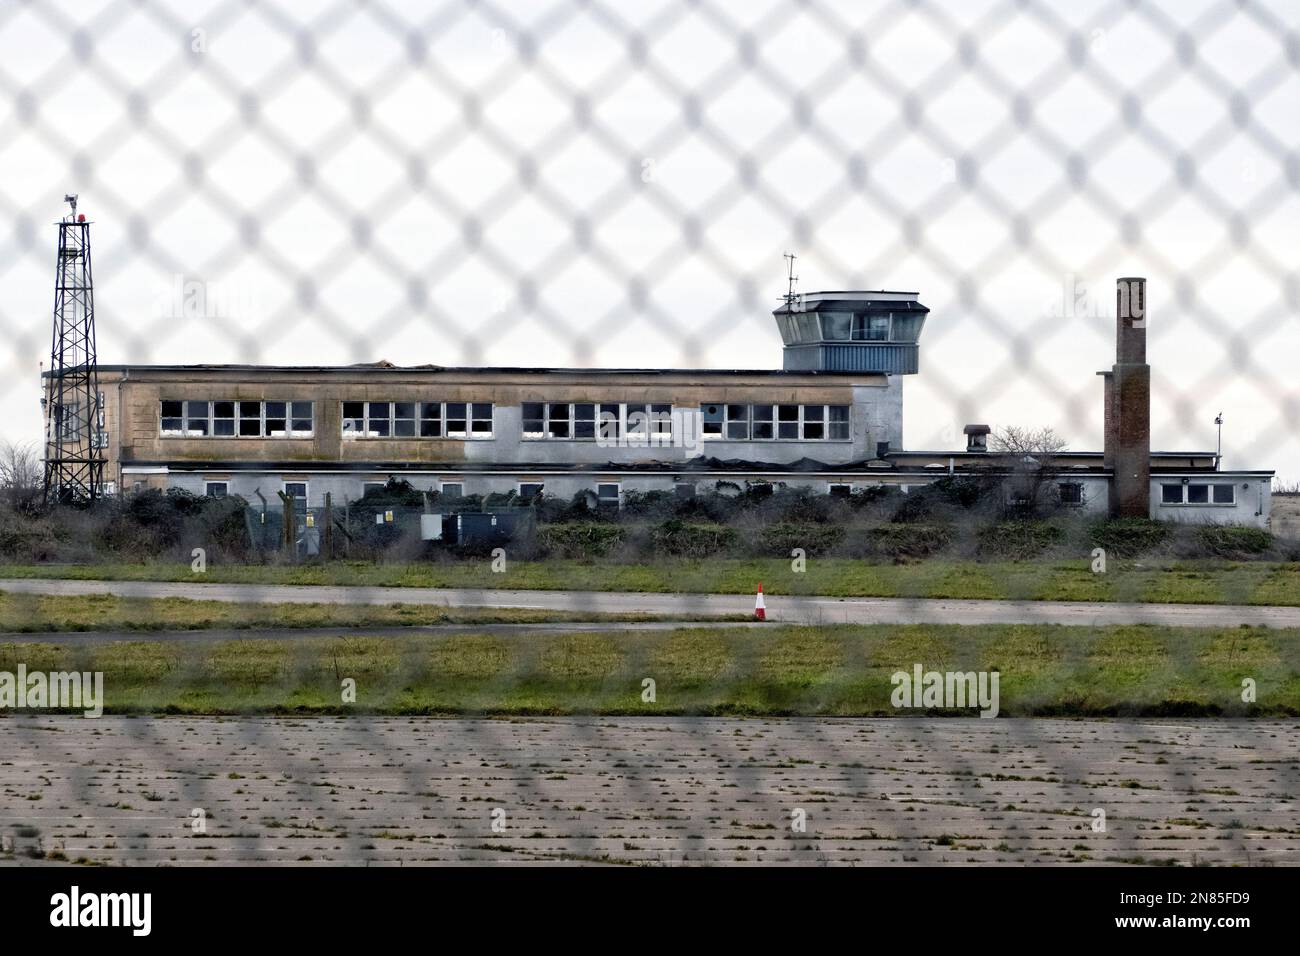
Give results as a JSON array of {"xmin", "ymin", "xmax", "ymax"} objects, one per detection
[{"xmin": 1107, "ymin": 277, "xmax": 1150, "ymax": 517}]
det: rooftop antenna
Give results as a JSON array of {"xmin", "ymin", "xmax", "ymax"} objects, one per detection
[
  {"xmin": 1214, "ymin": 411, "xmax": 1223, "ymax": 471},
  {"xmin": 783, "ymin": 252, "xmax": 799, "ymax": 311},
  {"xmin": 43, "ymin": 193, "xmax": 105, "ymax": 504}
]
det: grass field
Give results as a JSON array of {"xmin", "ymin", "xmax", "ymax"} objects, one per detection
[
  {"xmin": 0, "ymin": 592, "xmax": 734, "ymax": 633},
  {"xmin": 2, "ymin": 622, "xmax": 1295, "ymax": 717},
  {"xmin": 3, "ymin": 558, "xmax": 1300, "ymax": 605}
]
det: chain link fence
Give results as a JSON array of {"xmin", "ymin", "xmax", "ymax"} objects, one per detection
[
  {"xmin": 0, "ymin": 0, "xmax": 1295, "ymax": 474},
  {"xmin": 0, "ymin": 0, "xmax": 1298, "ymax": 866}
]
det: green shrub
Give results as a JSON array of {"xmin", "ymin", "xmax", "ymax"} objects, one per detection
[
  {"xmin": 1193, "ymin": 525, "xmax": 1272, "ymax": 557},
  {"xmin": 651, "ymin": 519, "xmax": 737, "ymax": 557},
  {"xmin": 977, "ymin": 520, "xmax": 1064, "ymax": 560},
  {"xmin": 358, "ymin": 478, "xmax": 426, "ymax": 507},
  {"xmin": 1088, "ymin": 518, "xmax": 1174, "ymax": 557},
  {"xmin": 537, "ymin": 522, "xmax": 626, "ymax": 558},
  {"xmin": 755, "ymin": 522, "xmax": 845, "ymax": 557},
  {"xmin": 865, "ymin": 523, "xmax": 952, "ymax": 557},
  {"xmin": 620, "ymin": 490, "xmax": 676, "ymax": 517}
]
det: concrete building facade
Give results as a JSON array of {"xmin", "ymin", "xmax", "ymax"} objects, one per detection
[{"xmin": 43, "ymin": 283, "xmax": 1274, "ymax": 527}]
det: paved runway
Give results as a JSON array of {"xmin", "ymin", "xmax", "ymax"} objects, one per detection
[
  {"xmin": 0, "ymin": 620, "xmax": 763, "ymax": 644},
  {"xmin": 2, "ymin": 716, "xmax": 1295, "ymax": 866},
  {"xmin": 3, "ymin": 577, "xmax": 1299, "ymax": 628}
]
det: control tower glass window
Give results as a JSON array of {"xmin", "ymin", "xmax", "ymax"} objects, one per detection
[
  {"xmin": 851, "ymin": 313, "xmax": 890, "ymax": 341},
  {"xmin": 820, "ymin": 312, "xmax": 851, "ymax": 340}
]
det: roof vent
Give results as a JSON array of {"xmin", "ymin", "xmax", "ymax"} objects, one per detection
[{"xmin": 963, "ymin": 424, "xmax": 991, "ymax": 453}]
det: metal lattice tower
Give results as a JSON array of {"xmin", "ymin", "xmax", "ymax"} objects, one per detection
[{"xmin": 43, "ymin": 195, "xmax": 104, "ymax": 504}]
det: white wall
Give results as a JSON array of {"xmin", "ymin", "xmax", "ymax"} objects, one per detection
[{"xmin": 1150, "ymin": 474, "xmax": 1271, "ymax": 528}]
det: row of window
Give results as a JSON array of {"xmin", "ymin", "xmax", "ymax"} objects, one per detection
[
  {"xmin": 342, "ymin": 402, "xmax": 494, "ymax": 438},
  {"xmin": 702, "ymin": 404, "xmax": 850, "ymax": 441},
  {"xmin": 821, "ymin": 312, "xmax": 892, "ymax": 341},
  {"xmin": 1161, "ymin": 482, "xmax": 1236, "ymax": 505},
  {"xmin": 158, "ymin": 400, "xmax": 853, "ymax": 442},
  {"xmin": 161, "ymin": 400, "xmax": 313, "ymax": 437},
  {"xmin": 522, "ymin": 402, "xmax": 674, "ymax": 440}
]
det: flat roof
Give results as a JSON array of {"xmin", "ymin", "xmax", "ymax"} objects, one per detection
[
  {"xmin": 72, "ymin": 363, "xmax": 875, "ymax": 378},
  {"xmin": 890, "ymin": 450, "xmax": 1219, "ymax": 459}
]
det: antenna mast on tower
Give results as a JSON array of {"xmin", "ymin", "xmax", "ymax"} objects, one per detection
[
  {"xmin": 43, "ymin": 194, "xmax": 104, "ymax": 504},
  {"xmin": 783, "ymin": 252, "xmax": 799, "ymax": 311}
]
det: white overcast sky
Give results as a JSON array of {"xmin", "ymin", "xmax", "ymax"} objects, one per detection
[{"xmin": 0, "ymin": 0, "xmax": 1296, "ymax": 478}]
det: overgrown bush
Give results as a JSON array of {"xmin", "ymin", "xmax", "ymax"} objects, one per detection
[
  {"xmin": 621, "ymin": 490, "xmax": 677, "ymax": 518},
  {"xmin": 889, "ymin": 476, "xmax": 997, "ymax": 523},
  {"xmin": 977, "ymin": 520, "xmax": 1064, "ymax": 560},
  {"xmin": 1193, "ymin": 525, "xmax": 1273, "ymax": 558},
  {"xmin": 538, "ymin": 522, "xmax": 626, "ymax": 558},
  {"xmin": 754, "ymin": 522, "xmax": 845, "ymax": 557},
  {"xmin": 651, "ymin": 519, "xmax": 737, "ymax": 557},
  {"xmin": 1088, "ymin": 518, "xmax": 1174, "ymax": 557},
  {"xmin": 358, "ymin": 478, "xmax": 427, "ymax": 507},
  {"xmin": 866, "ymin": 523, "xmax": 952, "ymax": 557},
  {"xmin": 775, "ymin": 491, "xmax": 835, "ymax": 524}
]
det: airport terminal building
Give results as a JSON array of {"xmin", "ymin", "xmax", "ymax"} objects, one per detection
[{"xmin": 54, "ymin": 283, "xmax": 1274, "ymax": 527}]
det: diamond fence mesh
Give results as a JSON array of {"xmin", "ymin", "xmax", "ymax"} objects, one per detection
[{"xmin": 0, "ymin": 0, "xmax": 1298, "ymax": 865}]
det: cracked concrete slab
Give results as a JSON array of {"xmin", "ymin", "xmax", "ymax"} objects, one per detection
[{"xmin": 1, "ymin": 716, "xmax": 1296, "ymax": 866}]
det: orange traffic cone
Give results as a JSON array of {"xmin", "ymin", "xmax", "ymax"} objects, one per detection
[{"xmin": 754, "ymin": 583, "xmax": 766, "ymax": 621}]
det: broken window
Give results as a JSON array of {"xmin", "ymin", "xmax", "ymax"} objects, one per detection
[
  {"xmin": 393, "ymin": 402, "xmax": 416, "ymax": 438},
  {"xmin": 575, "ymin": 403, "xmax": 596, "ymax": 439},
  {"xmin": 599, "ymin": 403, "xmax": 621, "ymax": 442},
  {"xmin": 240, "ymin": 401, "xmax": 262, "ymax": 436},
  {"xmin": 802, "ymin": 404, "xmax": 825, "ymax": 440},
  {"xmin": 164, "ymin": 399, "xmax": 312, "ymax": 438},
  {"xmin": 471, "ymin": 403, "xmax": 493, "ymax": 437},
  {"xmin": 185, "ymin": 400, "xmax": 210, "ymax": 436},
  {"xmin": 205, "ymin": 482, "xmax": 228, "ymax": 498},
  {"xmin": 213, "ymin": 401, "xmax": 236, "ymax": 436},
  {"xmin": 264, "ymin": 401, "xmax": 288, "ymax": 437},
  {"xmin": 778, "ymin": 404, "xmax": 800, "ymax": 440},
  {"xmin": 367, "ymin": 402, "xmax": 391, "ymax": 437},
  {"xmin": 343, "ymin": 401, "xmax": 490, "ymax": 439},
  {"xmin": 725, "ymin": 404, "xmax": 749, "ymax": 440},
  {"xmin": 161, "ymin": 400, "xmax": 183, "ymax": 435},
  {"xmin": 445, "ymin": 402, "xmax": 467, "ymax": 438},
  {"xmin": 1058, "ymin": 482, "xmax": 1084, "ymax": 505},
  {"xmin": 626, "ymin": 403, "xmax": 649, "ymax": 440},
  {"xmin": 828, "ymin": 405, "xmax": 850, "ymax": 440},
  {"xmin": 522, "ymin": 402, "xmax": 545, "ymax": 438},
  {"xmin": 518, "ymin": 482, "xmax": 544, "ymax": 500},
  {"xmin": 547, "ymin": 402, "xmax": 571, "ymax": 438},
  {"xmin": 649, "ymin": 404, "xmax": 672, "ymax": 441},
  {"xmin": 701, "ymin": 403, "xmax": 724, "ymax": 438},
  {"xmin": 597, "ymin": 483, "xmax": 620, "ymax": 508},
  {"xmin": 420, "ymin": 402, "xmax": 443, "ymax": 437}
]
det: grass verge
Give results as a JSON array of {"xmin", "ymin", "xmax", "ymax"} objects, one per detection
[
  {"xmin": 1, "ymin": 622, "xmax": 1295, "ymax": 717},
  {"xmin": 0, "ymin": 592, "xmax": 737, "ymax": 633},
  {"xmin": 2, "ymin": 559, "xmax": 1299, "ymax": 606}
]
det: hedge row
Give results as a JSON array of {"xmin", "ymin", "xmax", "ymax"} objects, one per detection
[{"xmin": 530, "ymin": 517, "xmax": 1280, "ymax": 562}]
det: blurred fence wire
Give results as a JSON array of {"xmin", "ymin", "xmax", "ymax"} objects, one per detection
[
  {"xmin": 0, "ymin": 0, "xmax": 1297, "ymax": 866},
  {"xmin": 0, "ymin": 0, "xmax": 1295, "ymax": 469}
]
